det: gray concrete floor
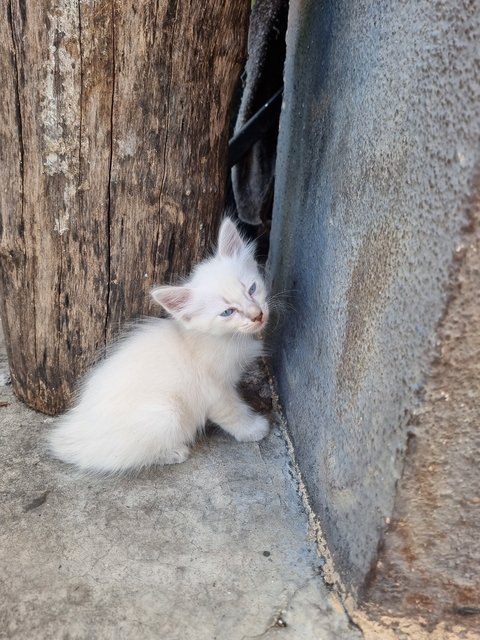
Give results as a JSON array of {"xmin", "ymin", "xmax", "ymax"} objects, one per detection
[{"xmin": 0, "ymin": 335, "xmax": 360, "ymax": 639}]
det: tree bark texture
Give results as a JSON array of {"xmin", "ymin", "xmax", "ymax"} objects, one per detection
[{"xmin": 0, "ymin": 0, "xmax": 250, "ymax": 415}]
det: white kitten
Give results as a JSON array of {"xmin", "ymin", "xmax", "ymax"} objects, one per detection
[{"xmin": 48, "ymin": 218, "xmax": 270, "ymax": 474}]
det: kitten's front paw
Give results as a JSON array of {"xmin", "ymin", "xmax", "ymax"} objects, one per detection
[
  {"xmin": 235, "ymin": 415, "xmax": 270, "ymax": 443},
  {"xmin": 160, "ymin": 446, "xmax": 190, "ymax": 465}
]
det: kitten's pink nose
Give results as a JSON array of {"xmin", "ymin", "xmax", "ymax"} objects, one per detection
[{"xmin": 254, "ymin": 311, "xmax": 263, "ymax": 323}]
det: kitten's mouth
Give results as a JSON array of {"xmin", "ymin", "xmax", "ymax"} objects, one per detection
[
  {"xmin": 250, "ymin": 318, "xmax": 268, "ymax": 334},
  {"xmin": 240, "ymin": 322, "xmax": 264, "ymax": 336},
  {"xmin": 242, "ymin": 309, "xmax": 268, "ymax": 334}
]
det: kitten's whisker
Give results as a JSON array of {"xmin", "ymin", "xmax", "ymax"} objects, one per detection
[{"xmin": 268, "ymin": 288, "xmax": 298, "ymax": 298}]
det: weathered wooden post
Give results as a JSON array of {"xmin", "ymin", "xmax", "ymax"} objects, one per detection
[{"xmin": 0, "ymin": 0, "xmax": 250, "ymax": 415}]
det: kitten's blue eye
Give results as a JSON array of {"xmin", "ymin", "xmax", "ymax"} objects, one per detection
[
  {"xmin": 220, "ymin": 308, "xmax": 235, "ymax": 317},
  {"xmin": 248, "ymin": 282, "xmax": 256, "ymax": 296}
]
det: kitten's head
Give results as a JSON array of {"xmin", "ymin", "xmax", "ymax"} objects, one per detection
[{"xmin": 151, "ymin": 218, "xmax": 269, "ymax": 336}]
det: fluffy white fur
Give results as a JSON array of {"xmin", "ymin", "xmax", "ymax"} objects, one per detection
[{"xmin": 48, "ymin": 218, "xmax": 270, "ymax": 474}]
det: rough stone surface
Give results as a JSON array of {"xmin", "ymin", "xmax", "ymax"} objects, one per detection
[
  {"xmin": 268, "ymin": 0, "xmax": 480, "ymax": 592},
  {"xmin": 362, "ymin": 197, "xmax": 480, "ymax": 635},
  {"xmin": 0, "ymin": 329, "xmax": 360, "ymax": 640}
]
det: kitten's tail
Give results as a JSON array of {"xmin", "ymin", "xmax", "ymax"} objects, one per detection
[{"xmin": 48, "ymin": 407, "xmax": 192, "ymax": 475}]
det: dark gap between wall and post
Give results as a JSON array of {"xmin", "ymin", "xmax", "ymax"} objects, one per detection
[{"xmin": 225, "ymin": 0, "xmax": 289, "ymax": 263}]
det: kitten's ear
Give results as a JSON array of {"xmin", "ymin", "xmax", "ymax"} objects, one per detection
[
  {"xmin": 217, "ymin": 217, "xmax": 247, "ymax": 258},
  {"xmin": 151, "ymin": 286, "xmax": 192, "ymax": 318}
]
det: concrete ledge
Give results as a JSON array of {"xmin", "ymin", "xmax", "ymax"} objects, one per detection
[{"xmin": 0, "ymin": 338, "xmax": 359, "ymax": 639}]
